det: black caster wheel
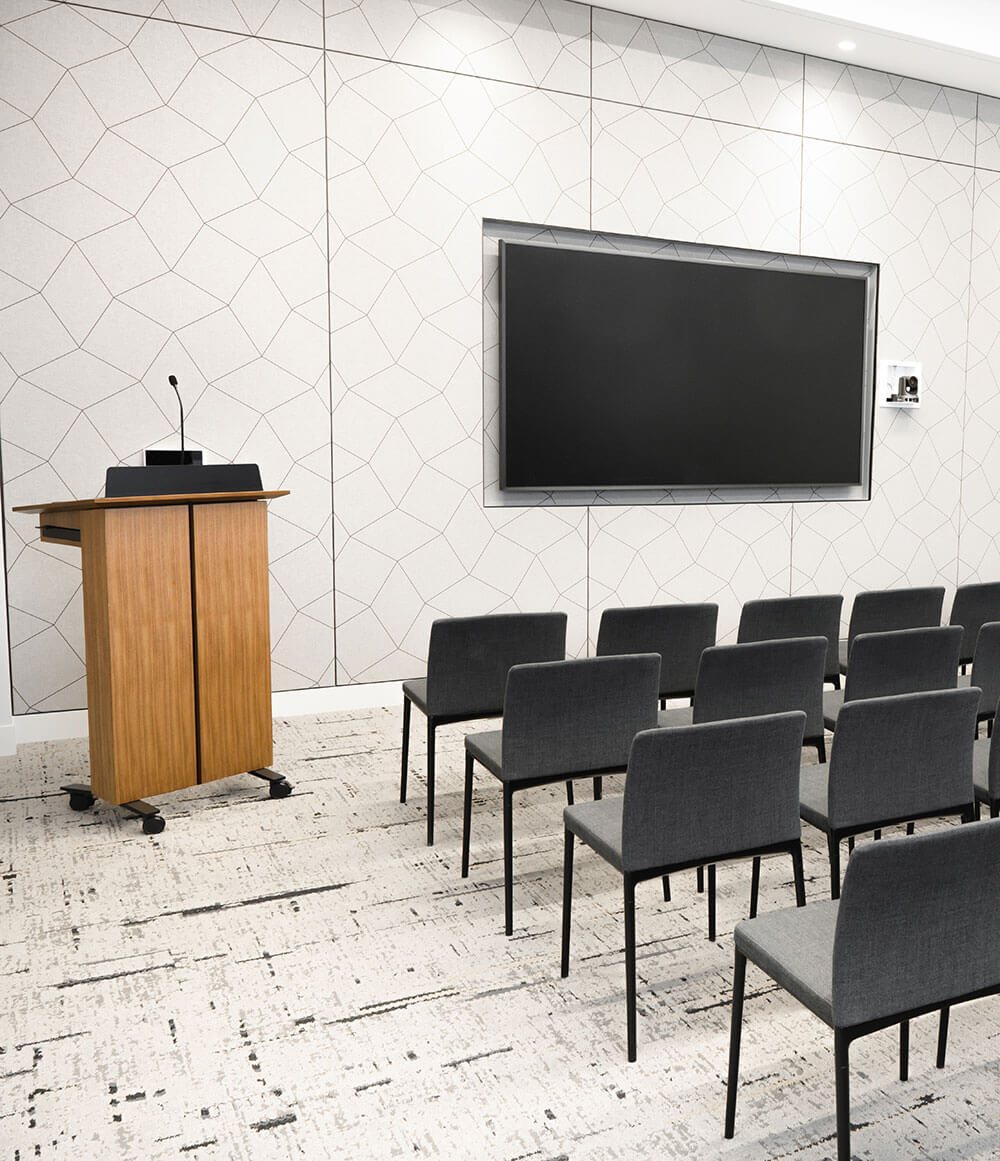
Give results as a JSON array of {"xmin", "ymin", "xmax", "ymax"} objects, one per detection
[
  {"xmin": 69, "ymin": 791, "xmax": 95, "ymax": 812},
  {"xmin": 142, "ymin": 815, "xmax": 166, "ymax": 835},
  {"xmin": 269, "ymin": 779, "xmax": 293, "ymax": 799}
]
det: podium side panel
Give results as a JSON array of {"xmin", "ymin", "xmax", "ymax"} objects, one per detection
[
  {"xmin": 192, "ymin": 501, "xmax": 273, "ymax": 781},
  {"xmin": 84, "ymin": 506, "xmax": 198, "ymax": 803}
]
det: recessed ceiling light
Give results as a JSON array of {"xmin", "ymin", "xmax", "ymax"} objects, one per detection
[{"xmin": 838, "ymin": 39, "xmax": 856, "ymax": 51}]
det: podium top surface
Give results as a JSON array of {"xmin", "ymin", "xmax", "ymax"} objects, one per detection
[{"xmin": 13, "ymin": 491, "xmax": 289, "ymax": 515}]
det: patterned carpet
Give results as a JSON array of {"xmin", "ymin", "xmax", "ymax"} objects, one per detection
[{"xmin": 2, "ymin": 707, "xmax": 998, "ymax": 1160}]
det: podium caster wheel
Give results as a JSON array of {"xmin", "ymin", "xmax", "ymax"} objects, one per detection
[
  {"xmin": 69, "ymin": 791, "xmax": 95, "ymax": 812},
  {"xmin": 269, "ymin": 779, "xmax": 293, "ymax": 799},
  {"xmin": 142, "ymin": 815, "xmax": 165, "ymax": 835}
]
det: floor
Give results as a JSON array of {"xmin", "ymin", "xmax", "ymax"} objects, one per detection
[{"xmin": 2, "ymin": 707, "xmax": 998, "ymax": 1161}]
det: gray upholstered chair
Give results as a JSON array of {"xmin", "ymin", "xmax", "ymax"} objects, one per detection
[
  {"xmin": 660, "ymin": 637, "xmax": 827, "ymax": 761},
  {"xmin": 958, "ymin": 621, "xmax": 1000, "ymax": 734},
  {"xmin": 738, "ymin": 594, "xmax": 843, "ymax": 687},
  {"xmin": 461, "ymin": 653, "xmax": 660, "ymax": 935},
  {"xmin": 401, "ymin": 612, "xmax": 567, "ymax": 845},
  {"xmin": 823, "ymin": 624, "xmax": 962, "ymax": 732},
  {"xmin": 561, "ymin": 711, "xmax": 807, "ymax": 1061},
  {"xmin": 726, "ymin": 819, "xmax": 1000, "ymax": 1161},
  {"xmin": 801, "ymin": 687, "xmax": 978, "ymax": 897},
  {"xmin": 837, "ymin": 585, "xmax": 945, "ymax": 674},
  {"xmin": 949, "ymin": 581, "xmax": 1000, "ymax": 670},
  {"xmin": 973, "ymin": 695, "xmax": 1000, "ymax": 818},
  {"xmin": 596, "ymin": 602, "xmax": 718, "ymax": 709}
]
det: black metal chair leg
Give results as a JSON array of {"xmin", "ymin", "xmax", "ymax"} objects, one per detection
[
  {"xmin": 937, "ymin": 1006, "xmax": 950, "ymax": 1068},
  {"xmin": 906, "ymin": 821, "xmax": 915, "ymax": 835},
  {"xmin": 834, "ymin": 1029, "xmax": 852, "ymax": 1161},
  {"xmin": 461, "ymin": 753, "xmax": 474, "ymax": 877},
  {"xmin": 817, "ymin": 735, "xmax": 826, "ymax": 764},
  {"xmin": 707, "ymin": 863, "xmax": 717, "ymax": 942},
  {"xmin": 566, "ymin": 781, "xmax": 574, "ymax": 805},
  {"xmin": 749, "ymin": 856, "xmax": 761, "ymax": 919},
  {"xmin": 792, "ymin": 843, "xmax": 806, "ymax": 907},
  {"xmin": 848, "ymin": 834, "xmax": 855, "ymax": 852},
  {"xmin": 662, "ymin": 875, "xmax": 670, "ymax": 902},
  {"xmin": 696, "ymin": 865, "xmax": 704, "ymax": 893},
  {"xmin": 426, "ymin": 719, "xmax": 436, "ymax": 846},
  {"xmin": 829, "ymin": 833, "xmax": 841, "ymax": 900},
  {"xmin": 873, "ymin": 829, "xmax": 881, "ymax": 841},
  {"xmin": 400, "ymin": 696, "xmax": 411, "ymax": 803},
  {"xmin": 899, "ymin": 1019, "xmax": 909, "ymax": 1081},
  {"xmin": 593, "ymin": 776, "xmax": 602, "ymax": 800},
  {"xmin": 724, "ymin": 949, "xmax": 747, "ymax": 1138},
  {"xmin": 992, "ymin": 802, "xmax": 999, "ymax": 820},
  {"xmin": 625, "ymin": 875, "xmax": 638, "ymax": 1061},
  {"xmin": 503, "ymin": 786, "xmax": 514, "ymax": 936},
  {"xmin": 561, "ymin": 828, "xmax": 574, "ymax": 978}
]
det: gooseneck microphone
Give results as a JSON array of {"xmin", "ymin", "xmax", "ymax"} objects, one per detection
[{"xmin": 168, "ymin": 373, "xmax": 185, "ymax": 457}]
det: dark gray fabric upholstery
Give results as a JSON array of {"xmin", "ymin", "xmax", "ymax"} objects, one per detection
[
  {"xmin": 950, "ymin": 583, "xmax": 1000, "ymax": 665},
  {"xmin": 619, "ymin": 713, "xmax": 806, "ymax": 872},
  {"xmin": 691, "ymin": 637, "xmax": 826, "ymax": 740},
  {"xmin": 822, "ymin": 688, "xmax": 978, "ymax": 831},
  {"xmin": 401, "ymin": 677, "xmax": 427, "ymax": 713},
  {"xmin": 494, "ymin": 654, "xmax": 660, "ymax": 782},
  {"xmin": 738, "ymin": 594, "xmax": 843, "ymax": 683},
  {"xmin": 822, "ymin": 688, "xmax": 844, "ymax": 731},
  {"xmin": 596, "ymin": 603, "xmax": 718, "ymax": 699},
  {"xmin": 845, "ymin": 585, "xmax": 945, "ymax": 646},
  {"xmin": 973, "ymin": 702, "xmax": 1000, "ymax": 807},
  {"xmin": 656, "ymin": 706, "xmax": 693, "ymax": 728},
  {"xmin": 564, "ymin": 796, "xmax": 624, "ymax": 871},
  {"xmin": 832, "ymin": 820, "xmax": 1000, "ymax": 1027},
  {"xmin": 841, "ymin": 625, "xmax": 962, "ymax": 702},
  {"xmin": 464, "ymin": 729, "xmax": 502, "ymax": 778},
  {"xmin": 797, "ymin": 762, "xmax": 830, "ymax": 829},
  {"xmin": 735, "ymin": 898, "xmax": 838, "ymax": 1024},
  {"xmin": 966, "ymin": 622, "xmax": 1000, "ymax": 718},
  {"xmin": 420, "ymin": 612, "xmax": 567, "ymax": 718}
]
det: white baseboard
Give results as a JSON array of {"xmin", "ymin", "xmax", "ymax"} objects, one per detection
[{"xmin": 11, "ymin": 681, "xmax": 404, "ymax": 748}]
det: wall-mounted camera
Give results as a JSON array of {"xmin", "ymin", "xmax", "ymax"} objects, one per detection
[{"xmin": 880, "ymin": 361, "xmax": 921, "ymax": 408}]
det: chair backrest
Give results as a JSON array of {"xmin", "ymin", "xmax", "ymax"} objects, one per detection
[
  {"xmin": 950, "ymin": 582, "xmax": 1000, "ymax": 665},
  {"xmin": 970, "ymin": 622, "xmax": 1000, "ymax": 713},
  {"xmin": 596, "ymin": 603, "xmax": 718, "ymax": 699},
  {"xmin": 691, "ymin": 637, "xmax": 826, "ymax": 739},
  {"xmin": 825, "ymin": 686, "xmax": 978, "ymax": 831},
  {"xmin": 425, "ymin": 612, "xmax": 567, "ymax": 717},
  {"xmin": 843, "ymin": 625, "xmax": 962, "ymax": 702},
  {"xmin": 832, "ymin": 819, "xmax": 1000, "ymax": 1028},
  {"xmin": 500, "ymin": 654, "xmax": 660, "ymax": 781},
  {"xmin": 846, "ymin": 585, "xmax": 944, "ymax": 645},
  {"xmin": 987, "ymin": 696, "xmax": 1000, "ymax": 803},
  {"xmin": 738, "ymin": 594, "xmax": 843, "ymax": 682},
  {"xmin": 621, "ymin": 712, "xmax": 806, "ymax": 874}
]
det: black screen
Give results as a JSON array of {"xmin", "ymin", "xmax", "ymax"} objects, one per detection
[{"xmin": 499, "ymin": 241, "xmax": 872, "ymax": 489}]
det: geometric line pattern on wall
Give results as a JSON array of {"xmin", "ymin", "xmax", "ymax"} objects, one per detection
[
  {"xmin": 804, "ymin": 56, "xmax": 978, "ymax": 165},
  {"xmin": 793, "ymin": 139, "xmax": 974, "ymax": 629},
  {"xmin": 327, "ymin": 52, "xmax": 590, "ymax": 682},
  {"xmin": 324, "ymin": 0, "xmax": 591, "ymax": 95},
  {"xmin": 592, "ymin": 10, "xmax": 803, "ymax": 133},
  {"xmin": 0, "ymin": 4, "xmax": 332, "ymax": 711},
  {"xmin": 961, "ymin": 170, "xmax": 1000, "ymax": 584}
]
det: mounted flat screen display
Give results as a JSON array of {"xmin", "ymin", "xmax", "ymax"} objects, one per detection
[{"xmin": 499, "ymin": 240, "xmax": 876, "ymax": 491}]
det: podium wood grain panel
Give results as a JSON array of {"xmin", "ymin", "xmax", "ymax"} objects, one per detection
[
  {"xmin": 192, "ymin": 502, "xmax": 273, "ymax": 781},
  {"xmin": 81, "ymin": 506, "xmax": 197, "ymax": 803}
]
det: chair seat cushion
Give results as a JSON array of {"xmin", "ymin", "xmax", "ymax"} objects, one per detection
[
  {"xmin": 973, "ymin": 736, "xmax": 991, "ymax": 804},
  {"xmin": 822, "ymin": 689, "xmax": 844, "ymax": 732},
  {"xmin": 798, "ymin": 763, "xmax": 830, "ymax": 830},
  {"xmin": 657, "ymin": 706, "xmax": 694, "ymax": 728},
  {"xmin": 735, "ymin": 898, "xmax": 839, "ymax": 1026},
  {"xmin": 402, "ymin": 677, "xmax": 429, "ymax": 713},
  {"xmin": 465, "ymin": 730, "xmax": 503, "ymax": 778},
  {"xmin": 564, "ymin": 797, "xmax": 624, "ymax": 871}
]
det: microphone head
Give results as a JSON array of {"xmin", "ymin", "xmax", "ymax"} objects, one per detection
[{"xmin": 168, "ymin": 374, "xmax": 178, "ymax": 388}]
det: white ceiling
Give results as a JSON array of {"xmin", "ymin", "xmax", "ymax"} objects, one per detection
[{"xmin": 605, "ymin": 0, "xmax": 1000, "ymax": 97}]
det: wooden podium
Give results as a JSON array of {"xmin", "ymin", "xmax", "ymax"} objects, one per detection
[{"xmin": 14, "ymin": 484, "xmax": 290, "ymax": 832}]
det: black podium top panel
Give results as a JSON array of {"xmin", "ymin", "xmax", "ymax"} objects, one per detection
[{"xmin": 105, "ymin": 464, "xmax": 263, "ymax": 498}]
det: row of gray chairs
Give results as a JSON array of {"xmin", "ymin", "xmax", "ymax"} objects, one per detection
[{"xmin": 401, "ymin": 584, "xmax": 1000, "ymax": 845}]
